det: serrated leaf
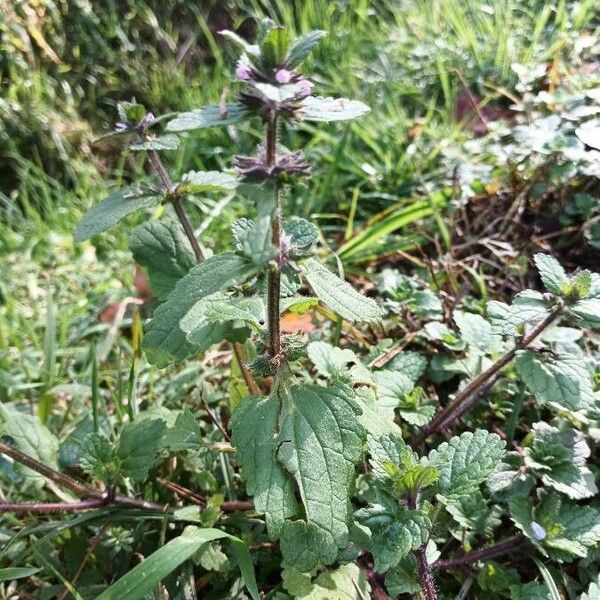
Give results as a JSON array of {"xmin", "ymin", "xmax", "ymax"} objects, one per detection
[
  {"xmin": 237, "ymin": 214, "xmax": 277, "ymax": 267},
  {"xmin": 252, "ymin": 82, "xmax": 304, "ymax": 103},
  {"xmin": 259, "ymin": 26, "xmax": 290, "ymax": 67},
  {"xmin": 488, "ymin": 290, "xmax": 550, "ymax": 336},
  {"xmin": 287, "ymin": 30, "xmax": 326, "ymax": 68},
  {"xmin": 143, "ymin": 253, "xmax": 255, "ymax": 365},
  {"xmin": 117, "ymin": 418, "xmax": 166, "ymax": 481},
  {"xmin": 130, "ymin": 217, "xmax": 196, "ymax": 300},
  {"xmin": 302, "ymin": 258, "xmax": 382, "ymax": 322},
  {"xmin": 307, "ymin": 341, "xmax": 358, "ymax": 379},
  {"xmin": 385, "ymin": 562, "xmax": 421, "ymax": 596},
  {"xmin": 508, "ymin": 582, "xmax": 551, "ymax": 600},
  {"xmin": 515, "ymin": 350, "xmax": 596, "ymax": 413},
  {"xmin": 298, "ymin": 96, "xmax": 371, "ymax": 122},
  {"xmin": 371, "ymin": 511, "xmax": 431, "ymax": 572},
  {"xmin": 129, "ymin": 134, "xmax": 180, "ymax": 151},
  {"xmin": 301, "ymin": 563, "xmax": 371, "ymax": 599},
  {"xmin": 277, "ymin": 383, "xmax": 364, "ymax": 567},
  {"xmin": 177, "ymin": 170, "xmax": 238, "ymax": 194},
  {"xmin": 280, "ymin": 521, "xmax": 337, "ymax": 573},
  {"xmin": 95, "ymin": 526, "xmax": 258, "ymax": 600},
  {"xmin": 427, "ymin": 430, "xmax": 505, "ymax": 498},
  {"xmin": 78, "ymin": 432, "xmax": 119, "ymax": 481},
  {"xmin": 203, "ymin": 296, "xmax": 265, "ymax": 325},
  {"xmin": 166, "ymin": 104, "xmax": 250, "ymax": 133},
  {"xmin": 0, "ymin": 409, "xmax": 59, "ymax": 487},
  {"xmin": 284, "ymin": 218, "xmax": 318, "ymax": 257},
  {"xmin": 454, "ymin": 310, "xmax": 503, "ymax": 355},
  {"xmin": 525, "ymin": 421, "xmax": 597, "ymax": 499},
  {"xmin": 571, "ymin": 298, "xmax": 600, "ymax": 328},
  {"xmin": 440, "ymin": 491, "xmax": 502, "ymax": 536},
  {"xmin": 231, "ymin": 395, "xmax": 298, "ymax": 538},
  {"xmin": 354, "ymin": 386, "xmax": 403, "ymax": 437},
  {"xmin": 74, "ymin": 188, "xmax": 161, "ymax": 242},
  {"xmin": 534, "ymin": 254, "xmax": 569, "ymax": 295},
  {"xmin": 373, "ymin": 370, "xmax": 414, "ymax": 417},
  {"xmin": 387, "ymin": 351, "xmax": 427, "ymax": 382},
  {"xmin": 161, "ymin": 410, "xmax": 202, "ymax": 452}
]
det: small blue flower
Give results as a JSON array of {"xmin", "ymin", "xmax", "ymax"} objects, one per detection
[{"xmin": 531, "ymin": 521, "xmax": 546, "ymax": 541}]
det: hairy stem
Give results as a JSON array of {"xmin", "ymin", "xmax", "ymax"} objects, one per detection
[
  {"xmin": 0, "ymin": 499, "xmax": 107, "ymax": 513},
  {"xmin": 149, "ymin": 150, "xmax": 259, "ymax": 391},
  {"xmin": 408, "ymin": 492, "xmax": 438, "ymax": 600},
  {"xmin": 433, "ymin": 535, "xmax": 527, "ymax": 570},
  {"xmin": 148, "ymin": 149, "xmax": 205, "ymax": 262},
  {"xmin": 412, "ymin": 303, "xmax": 563, "ymax": 446},
  {"xmin": 0, "ymin": 441, "xmax": 164, "ymax": 512},
  {"xmin": 266, "ymin": 117, "xmax": 282, "ymax": 361}
]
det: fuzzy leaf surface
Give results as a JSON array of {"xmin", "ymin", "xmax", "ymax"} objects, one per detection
[
  {"xmin": 534, "ymin": 253, "xmax": 569, "ymax": 295},
  {"xmin": 302, "ymin": 258, "xmax": 383, "ymax": 322},
  {"xmin": 143, "ymin": 253, "xmax": 255, "ymax": 365},
  {"xmin": 427, "ymin": 430, "xmax": 505, "ymax": 498},
  {"xmin": 117, "ymin": 418, "xmax": 166, "ymax": 481},
  {"xmin": 166, "ymin": 104, "xmax": 250, "ymax": 132},
  {"xmin": 74, "ymin": 188, "xmax": 161, "ymax": 242},
  {"xmin": 129, "ymin": 217, "xmax": 196, "ymax": 300},
  {"xmin": 298, "ymin": 96, "xmax": 371, "ymax": 122}
]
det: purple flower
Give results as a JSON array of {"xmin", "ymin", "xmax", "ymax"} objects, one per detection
[
  {"xmin": 275, "ymin": 69, "xmax": 293, "ymax": 84},
  {"xmin": 531, "ymin": 521, "xmax": 546, "ymax": 541},
  {"xmin": 142, "ymin": 112, "xmax": 156, "ymax": 127},
  {"xmin": 115, "ymin": 122, "xmax": 128, "ymax": 132},
  {"xmin": 235, "ymin": 64, "xmax": 252, "ymax": 80},
  {"xmin": 296, "ymin": 78, "xmax": 314, "ymax": 98}
]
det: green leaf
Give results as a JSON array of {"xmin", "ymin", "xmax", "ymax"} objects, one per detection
[
  {"xmin": 488, "ymin": 290, "xmax": 550, "ymax": 336},
  {"xmin": 237, "ymin": 214, "xmax": 277, "ymax": 267},
  {"xmin": 162, "ymin": 410, "xmax": 202, "ymax": 452},
  {"xmin": 231, "ymin": 394, "xmax": 298, "ymax": 538},
  {"xmin": 287, "ymin": 30, "xmax": 326, "ymax": 68},
  {"xmin": 440, "ymin": 491, "xmax": 502, "ymax": 536},
  {"xmin": 280, "ymin": 521, "xmax": 337, "ymax": 573},
  {"xmin": 78, "ymin": 432, "xmax": 120, "ymax": 481},
  {"xmin": 0, "ymin": 408, "xmax": 59, "ymax": 487},
  {"xmin": 298, "ymin": 96, "xmax": 371, "ymax": 122},
  {"xmin": 524, "ymin": 421, "xmax": 597, "ymax": 499},
  {"xmin": 387, "ymin": 351, "xmax": 427, "ymax": 382},
  {"xmin": 302, "ymin": 258, "xmax": 383, "ymax": 322},
  {"xmin": 203, "ymin": 296, "xmax": 265, "ymax": 326},
  {"xmin": 284, "ymin": 218, "xmax": 318, "ymax": 257},
  {"xmin": 354, "ymin": 386, "xmax": 403, "ymax": 438},
  {"xmin": 117, "ymin": 418, "xmax": 166, "ymax": 481},
  {"xmin": 371, "ymin": 511, "xmax": 431, "ymax": 572},
  {"xmin": 373, "ymin": 370, "xmax": 414, "ymax": 417},
  {"xmin": 277, "ymin": 383, "xmax": 364, "ymax": 569},
  {"xmin": 454, "ymin": 310, "xmax": 503, "ymax": 355},
  {"xmin": 74, "ymin": 188, "xmax": 161, "ymax": 242},
  {"xmin": 509, "ymin": 582, "xmax": 551, "ymax": 600},
  {"xmin": 299, "ymin": 563, "xmax": 371, "ymax": 599},
  {"xmin": 130, "ymin": 217, "xmax": 196, "ymax": 300},
  {"xmin": 259, "ymin": 26, "xmax": 290, "ymax": 67},
  {"xmin": 427, "ymin": 430, "xmax": 505, "ymax": 498},
  {"xmin": 0, "ymin": 567, "xmax": 41, "ymax": 582},
  {"xmin": 143, "ymin": 253, "xmax": 255, "ymax": 365},
  {"xmin": 534, "ymin": 254, "xmax": 569, "ymax": 295},
  {"xmin": 515, "ymin": 350, "xmax": 596, "ymax": 413},
  {"xmin": 95, "ymin": 526, "xmax": 258, "ymax": 600},
  {"xmin": 307, "ymin": 341, "xmax": 358, "ymax": 379},
  {"xmin": 166, "ymin": 104, "xmax": 250, "ymax": 133},
  {"xmin": 129, "ymin": 134, "xmax": 180, "ymax": 151},
  {"xmin": 571, "ymin": 298, "xmax": 600, "ymax": 328},
  {"xmin": 385, "ymin": 562, "xmax": 421, "ymax": 596},
  {"xmin": 176, "ymin": 170, "xmax": 238, "ymax": 194}
]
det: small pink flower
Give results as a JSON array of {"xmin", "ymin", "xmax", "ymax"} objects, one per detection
[
  {"xmin": 296, "ymin": 78, "xmax": 314, "ymax": 97},
  {"xmin": 115, "ymin": 122, "xmax": 128, "ymax": 132},
  {"xmin": 275, "ymin": 69, "xmax": 293, "ymax": 84},
  {"xmin": 235, "ymin": 64, "xmax": 252, "ymax": 80}
]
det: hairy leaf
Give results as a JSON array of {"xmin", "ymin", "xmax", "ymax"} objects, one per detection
[
  {"xmin": 143, "ymin": 253, "xmax": 255, "ymax": 365},
  {"xmin": 302, "ymin": 258, "xmax": 383, "ymax": 322},
  {"xmin": 287, "ymin": 30, "xmax": 326, "ymax": 68},
  {"xmin": 129, "ymin": 134, "xmax": 180, "ymax": 151},
  {"xmin": 177, "ymin": 170, "xmax": 238, "ymax": 194},
  {"xmin": 74, "ymin": 188, "xmax": 161, "ymax": 242},
  {"xmin": 129, "ymin": 217, "xmax": 196, "ymax": 300},
  {"xmin": 307, "ymin": 341, "xmax": 358, "ymax": 379},
  {"xmin": 534, "ymin": 254, "xmax": 569, "ymax": 295},
  {"xmin": 166, "ymin": 104, "xmax": 250, "ymax": 132},
  {"xmin": 118, "ymin": 418, "xmax": 166, "ymax": 481},
  {"xmin": 298, "ymin": 96, "xmax": 371, "ymax": 122},
  {"xmin": 427, "ymin": 430, "xmax": 505, "ymax": 498}
]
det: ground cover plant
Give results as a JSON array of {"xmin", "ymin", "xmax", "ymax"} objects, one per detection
[{"xmin": 1, "ymin": 2, "xmax": 600, "ymax": 599}]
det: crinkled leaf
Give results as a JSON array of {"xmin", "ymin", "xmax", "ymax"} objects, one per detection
[
  {"xmin": 509, "ymin": 582, "xmax": 551, "ymax": 600},
  {"xmin": 307, "ymin": 341, "xmax": 358, "ymax": 379},
  {"xmin": 161, "ymin": 410, "xmax": 202, "ymax": 452},
  {"xmin": 287, "ymin": 30, "xmax": 326, "ymax": 68},
  {"xmin": 0, "ymin": 410, "xmax": 59, "ymax": 488},
  {"xmin": 284, "ymin": 218, "xmax": 318, "ymax": 256},
  {"xmin": 440, "ymin": 491, "xmax": 502, "ymax": 536},
  {"xmin": 515, "ymin": 350, "xmax": 596, "ymax": 413},
  {"xmin": 385, "ymin": 562, "xmax": 421, "ymax": 596},
  {"xmin": 78, "ymin": 432, "xmax": 119, "ymax": 481},
  {"xmin": 354, "ymin": 386, "xmax": 403, "ymax": 437},
  {"xmin": 237, "ymin": 214, "xmax": 277, "ymax": 267},
  {"xmin": 371, "ymin": 511, "xmax": 431, "ymax": 572},
  {"xmin": 373, "ymin": 370, "xmax": 414, "ymax": 417},
  {"xmin": 143, "ymin": 253, "xmax": 255, "ymax": 365},
  {"xmin": 203, "ymin": 296, "xmax": 265, "ymax": 325},
  {"xmin": 571, "ymin": 298, "xmax": 600, "ymax": 328},
  {"xmin": 454, "ymin": 310, "xmax": 503, "ymax": 355},
  {"xmin": 231, "ymin": 395, "xmax": 298, "ymax": 538},
  {"xmin": 534, "ymin": 254, "xmax": 569, "ymax": 295},
  {"xmin": 302, "ymin": 258, "xmax": 383, "ymax": 322},
  {"xmin": 277, "ymin": 383, "xmax": 364, "ymax": 567},
  {"xmin": 259, "ymin": 26, "xmax": 290, "ymax": 67},
  {"xmin": 427, "ymin": 430, "xmax": 505, "ymax": 498},
  {"xmin": 74, "ymin": 188, "xmax": 161, "ymax": 242},
  {"xmin": 301, "ymin": 563, "xmax": 371, "ymax": 599},
  {"xmin": 298, "ymin": 96, "xmax": 371, "ymax": 122},
  {"xmin": 280, "ymin": 521, "xmax": 336, "ymax": 573},
  {"xmin": 488, "ymin": 290, "xmax": 550, "ymax": 336},
  {"xmin": 130, "ymin": 217, "xmax": 196, "ymax": 300},
  {"xmin": 117, "ymin": 418, "xmax": 166, "ymax": 481},
  {"xmin": 166, "ymin": 104, "xmax": 250, "ymax": 133},
  {"xmin": 387, "ymin": 351, "xmax": 427, "ymax": 382}
]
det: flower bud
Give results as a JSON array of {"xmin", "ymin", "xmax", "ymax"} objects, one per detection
[{"xmin": 275, "ymin": 69, "xmax": 293, "ymax": 84}]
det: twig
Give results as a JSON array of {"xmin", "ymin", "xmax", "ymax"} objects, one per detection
[
  {"xmin": 408, "ymin": 493, "xmax": 438, "ymax": 600},
  {"xmin": 232, "ymin": 342, "xmax": 261, "ymax": 395},
  {"xmin": 412, "ymin": 303, "xmax": 563, "ymax": 446},
  {"xmin": 433, "ymin": 535, "xmax": 528, "ymax": 570},
  {"xmin": 0, "ymin": 499, "xmax": 107, "ymax": 513},
  {"xmin": 201, "ymin": 398, "xmax": 231, "ymax": 442}
]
